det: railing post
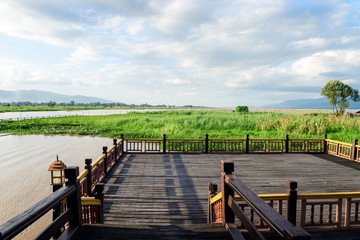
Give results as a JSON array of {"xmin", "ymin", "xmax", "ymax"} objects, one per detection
[
  {"xmin": 205, "ymin": 134, "xmax": 209, "ymax": 153},
  {"xmin": 351, "ymin": 139, "xmax": 358, "ymax": 161},
  {"xmin": 113, "ymin": 139, "xmax": 117, "ymax": 161},
  {"xmin": 103, "ymin": 146, "xmax": 108, "ymax": 176},
  {"xmin": 287, "ymin": 180, "xmax": 298, "ymax": 226},
  {"xmin": 121, "ymin": 134, "xmax": 125, "ymax": 152},
  {"xmin": 52, "ymin": 183, "xmax": 63, "ymax": 239},
  {"xmin": 285, "ymin": 134, "xmax": 289, "ymax": 153},
  {"xmin": 163, "ymin": 134, "xmax": 167, "ymax": 154},
  {"xmin": 323, "ymin": 134, "xmax": 327, "ymax": 153},
  {"xmin": 245, "ymin": 134, "xmax": 250, "ymax": 153},
  {"xmin": 64, "ymin": 166, "xmax": 82, "ymax": 229},
  {"xmin": 208, "ymin": 182, "xmax": 217, "ymax": 224},
  {"xmin": 221, "ymin": 160, "xmax": 235, "ymax": 224},
  {"xmin": 95, "ymin": 184, "xmax": 104, "ymax": 224},
  {"xmin": 85, "ymin": 159, "xmax": 92, "ymax": 196}
]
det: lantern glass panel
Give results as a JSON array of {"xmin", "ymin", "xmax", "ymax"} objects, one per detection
[
  {"xmin": 53, "ymin": 170, "xmax": 61, "ymax": 177},
  {"xmin": 53, "ymin": 178, "xmax": 62, "ymax": 185}
]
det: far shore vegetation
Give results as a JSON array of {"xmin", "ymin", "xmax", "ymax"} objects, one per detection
[
  {"xmin": 1, "ymin": 110, "xmax": 359, "ymax": 143},
  {"xmin": 0, "ymin": 101, "xmax": 203, "ymax": 112}
]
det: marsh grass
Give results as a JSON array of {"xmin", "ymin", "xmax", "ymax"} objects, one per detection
[{"xmin": 0, "ymin": 110, "xmax": 359, "ymax": 142}]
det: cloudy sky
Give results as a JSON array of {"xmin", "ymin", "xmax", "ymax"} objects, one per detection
[{"xmin": 0, "ymin": 0, "xmax": 360, "ymax": 107}]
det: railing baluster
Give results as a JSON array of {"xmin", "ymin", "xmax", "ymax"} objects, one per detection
[
  {"xmin": 310, "ymin": 205, "xmax": 315, "ymax": 224},
  {"xmin": 319, "ymin": 204, "xmax": 324, "ymax": 224},
  {"xmin": 328, "ymin": 204, "xmax": 333, "ymax": 223}
]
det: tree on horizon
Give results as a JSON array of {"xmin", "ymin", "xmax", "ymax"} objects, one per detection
[{"xmin": 320, "ymin": 80, "xmax": 359, "ymax": 116}]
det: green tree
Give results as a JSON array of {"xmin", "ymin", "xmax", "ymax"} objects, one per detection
[
  {"xmin": 320, "ymin": 80, "xmax": 359, "ymax": 116},
  {"xmin": 45, "ymin": 101, "xmax": 56, "ymax": 107},
  {"xmin": 235, "ymin": 106, "xmax": 249, "ymax": 113}
]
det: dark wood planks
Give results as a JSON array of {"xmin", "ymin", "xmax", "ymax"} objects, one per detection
[{"xmin": 75, "ymin": 153, "xmax": 360, "ymax": 239}]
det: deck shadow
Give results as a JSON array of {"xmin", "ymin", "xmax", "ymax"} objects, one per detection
[
  {"xmin": 172, "ymin": 154, "xmax": 207, "ymax": 224},
  {"xmin": 313, "ymin": 153, "xmax": 360, "ymax": 171},
  {"xmin": 75, "ymin": 224, "xmax": 230, "ymax": 239}
]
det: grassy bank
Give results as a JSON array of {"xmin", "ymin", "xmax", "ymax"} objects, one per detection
[{"xmin": 0, "ymin": 110, "xmax": 359, "ymax": 142}]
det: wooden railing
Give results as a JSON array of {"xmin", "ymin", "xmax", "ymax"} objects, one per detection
[
  {"xmin": 122, "ymin": 133, "xmax": 360, "ymax": 165},
  {"xmin": 0, "ymin": 138, "xmax": 123, "ymax": 240},
  {"xmin": 212, "ymin": 160, "xmax": 311, "ymax": 239},
  {"xmin": 0, "ymin": 167, "xmax": 82, "ymax": 240},
  {"xmin": 326, "ymin": 139, "xmax": 354, "ymax": 160},
  {"xmin": 122, "ymin": 133, "xmax": 327, "ymax": 154},
  {"xmin": 209, "ymin": 164, "xmax": 360, "ymax": 236},
  {"xmin": 77, "ymin": 139, "xmax": 123, "ymax": 196}
]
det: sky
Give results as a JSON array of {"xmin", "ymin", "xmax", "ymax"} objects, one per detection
[{"xmin": 1, "ymin": 0, "xmax": 360, "ymax": 107}]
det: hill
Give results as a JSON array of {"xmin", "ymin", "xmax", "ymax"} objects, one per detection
[
  {"xmin": 262, "ymin": 98, "xmax": 360, "ymax": 109},
  {"xmin": 0, "ymin": 90, "xmax": 113, "ymax": 103}
]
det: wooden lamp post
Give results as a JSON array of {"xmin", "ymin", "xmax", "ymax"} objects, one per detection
[
  {"xmin": 48, "ymin": 156, "xmax": 67, "ymax": 187},
  {"xmin": 48, "ymin": 156, "xmax": 67, "ymax": 239}
]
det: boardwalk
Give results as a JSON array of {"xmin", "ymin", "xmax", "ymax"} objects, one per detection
[{"xmin": 75, "ymin": 153, "xmax": 360, "ymax": 239}]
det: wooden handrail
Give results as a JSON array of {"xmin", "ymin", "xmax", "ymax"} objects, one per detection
[
  {"xmin": 106, "ymin": 145, "xmax": 116, "ymax": 154},
  {"xmin": 0, "ymin": 167, "xmax": 80, "ymax": 240},
  {"xmin": 250, "ymin": 139, "xmax": 285, "ymax": 141},
  {"xmin": 167, "ymin": 138, "xmax": 205, "ymax": 141},
  {"xmin": 91, "ymin": 154, "xmax": 106, "ymax": 168},
  {"xmin": 211, "ymin": 191, "xmax": 360, "ymax": 204},
  {"xmin": 225, "ymin": 174, "xmax": 310, "ymax": 239},
  {"xmin": 124, "ymin": 138, "xmax": 162, "ymax": 141},
  {"xmin": 209, "ymin": 139, "xmax": 246, "ymax": 141},
  {"xmin": 325, "ymin": 139, "xmax": 352, "ymax": 146},
  {"xmin": 77, "ymin": 169, "xmax": 89, "ymax": 181},
  {"xmin": 298, "ymin": 192, "xmax": 360, "ymax": 200},
  {"xmin": 81, "ymin": 197, "xmax": 101, "ymax": 206},
  {"xmin": 291, "ymin": 139, "xmax": 324, "ymax": 141},
  {"xmin": 210, "ymin": 192, "xmax": 289, "ymax": 204}
]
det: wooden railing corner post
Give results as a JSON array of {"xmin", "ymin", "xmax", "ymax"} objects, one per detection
[
  {"xmin": 287, "ymin": 180, "xmax": 298, "ymax": 226},
  {"xmin": 95, "ymin": 184, "xmax": 105, "ymax": 224},
  {"xmin": 221, "ymin": 160, "xmax": 235, "ymax": 224},
  {"xmin": 205, "ymin": 134, "xmax": 209, "ymax": 153},
  {"xmin": 120, "ymin": 134, "xmax": 125, "ymax": 152},
  {"xmin": 52, "ymin": 179, "xmax": 64, "ymax": 239},
  {"xmin": 103, "ymin": 146, "xmax": 108, "ymax": 176},
  {"xmin": 113, "ymin": 139, "xmax": 117, "ymax": 160},
  {"xmin": 163, "ymin": 134, "xmax": 167, "ymax": 154},
  {"xmin": 323, "ymin": 134, "xmax": 327, "ymax": 153},
  {"xmin": 65, "ymin": 166, "xmax": 82, "ymax": 228},
  {"xmin": 285, "ymin": 134, "xmax": 289, "ymax": 153},
  {"xmin": 245, "ymin": 134, "xmax": 250, "ymax": 153},
  {"xmin": 351, "ymin": 139, "xmax": 358, "ymax": 161},
  {"xmin": 85, "ymin": 158, "xmax": 92, "ymax": 196},
  {"xmin": 208, "ymin": 182, "xmax": 217, "ymax": 224}
]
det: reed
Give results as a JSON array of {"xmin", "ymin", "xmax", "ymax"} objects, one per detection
[{"xmin": 0, "ymin": 110, "xmax": 359, "ymax": 142}]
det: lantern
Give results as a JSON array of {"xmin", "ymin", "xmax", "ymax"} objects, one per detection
[{"xmin": 48, "ymin": 156, "xmax": 67, "ymax": 185}]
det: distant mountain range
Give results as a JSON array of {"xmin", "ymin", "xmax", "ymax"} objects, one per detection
[
  {"xmin": 262, "ymin": 98, "xmax": 360, "ymax": 109},
  {"xmin": 0, "ymin": 90, "xmax": 113, "ymax": 103}
]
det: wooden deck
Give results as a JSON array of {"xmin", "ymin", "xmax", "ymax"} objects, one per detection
[{"xmin": 75, "ymin": 153, "xmax": 360, "ymax": 239}]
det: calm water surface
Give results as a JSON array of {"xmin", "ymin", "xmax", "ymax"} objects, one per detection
[
  {"xmin": 0, "ymin": 134, "xmax": 113, "ymax": 239},
  {"xmin": 0, "ymin": 109, "xmax": 165, "ymax": 120}
]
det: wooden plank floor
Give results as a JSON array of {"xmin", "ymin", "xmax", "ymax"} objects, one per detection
[{"xmin": 75, "ymin": 153, "xmax": 360, "ymax": 239}]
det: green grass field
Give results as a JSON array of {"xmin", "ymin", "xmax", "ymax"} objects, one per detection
[{"xmin": 0, "ymin": 110, "xmax": 359, "ymax": 143}]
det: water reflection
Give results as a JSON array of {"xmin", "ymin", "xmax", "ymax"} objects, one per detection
[{"xmin": 0, "ymin": 134, "xmax": 113, "ymax": 239}]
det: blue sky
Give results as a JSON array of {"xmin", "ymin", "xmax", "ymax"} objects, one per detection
[{"xmin": 1, "ymin": 0, "xmax": 360, "ymax": 107}]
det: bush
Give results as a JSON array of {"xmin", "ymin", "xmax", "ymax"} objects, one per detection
[{"xmin": 235, "ymin": 106, "xmax": 249, "ymax": 113}]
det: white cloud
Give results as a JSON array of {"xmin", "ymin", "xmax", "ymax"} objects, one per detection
[
  {"xmin": 1, "ymin": 0, "xmax": 360, "ymax": 106},
  {"xmin": 164, "ymin": 78, "xmax": 188, "ymax": 85},
  {"xmin": 291, "ymin": 37, "xmax": 327, "ymax": 48},
  {"xmin": 68, "ymin": 47, "xmax": 100, "ymax": 64}
]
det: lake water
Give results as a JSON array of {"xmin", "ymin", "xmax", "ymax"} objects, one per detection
[
  {"xmin": 0, "ymin": 109, "xmax": 166, "ymax": 121},
  {"xmin": 0, "ymin": 134, "xmax": 113, "ymax": 239}
]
